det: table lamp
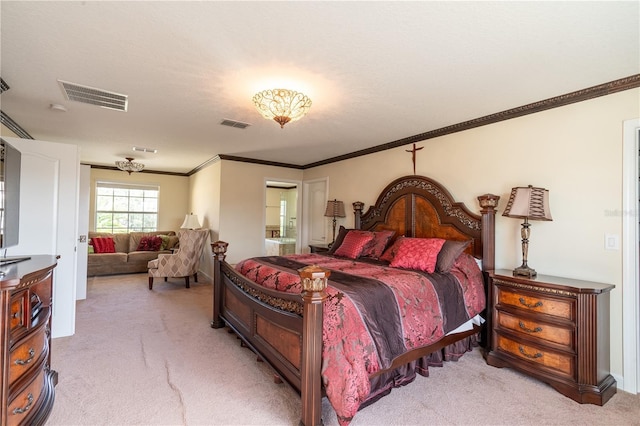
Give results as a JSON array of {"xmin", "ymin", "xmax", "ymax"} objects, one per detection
[
  {"xmin": 180, "ymin": 213, "xmax": 202, "ymax": 229},
  {"xmin": 502, "ymin": 185, "xmax": 552, "ymax": 277},
  {"xmin": 324, "ymin": 199, "xmax": 346, "ymax": 246}
]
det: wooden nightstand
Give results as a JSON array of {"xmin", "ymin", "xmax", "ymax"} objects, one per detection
[
  {"xmin": 484, "ymin": 270, "xmax": 616, "ymax": 406},
  {"xmin": 308, "ymin": 244, "xmax": 329, "ymax": 254}
]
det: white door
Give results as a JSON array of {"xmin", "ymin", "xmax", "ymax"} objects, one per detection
[
  {"xmin": 4, "ymin": 137, "xmax": 80, "ymax": 338},
  {"xmin": 303, "ymin": 178, "xmax": 328, "ymax": 248}
]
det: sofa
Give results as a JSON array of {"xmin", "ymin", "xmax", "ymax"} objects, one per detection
[{"xmin": 87, "ymin": 231, "xmax": 179, "ymax": 276}]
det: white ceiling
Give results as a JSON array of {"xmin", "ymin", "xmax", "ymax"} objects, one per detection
[{"xmin": 1, "ymin": 1, "xmax": 638, "ymax": 174}]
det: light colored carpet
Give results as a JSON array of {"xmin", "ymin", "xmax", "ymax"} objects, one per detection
[{"xmin": 47, "ymin": 273, "xmax": 640, "ymax": 426}]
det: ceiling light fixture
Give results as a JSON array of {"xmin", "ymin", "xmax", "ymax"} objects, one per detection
[
  {"xmin": 115, "ymin": 157, "xmax": 145, "ymax": 175},
  {"xmin": 252, "ymin": 89, "xmax": 312, "ymax": 128}
]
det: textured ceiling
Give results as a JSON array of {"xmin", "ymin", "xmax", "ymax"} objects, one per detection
[{"xmin": 1, "ymin": 1, "xmax": 638, "ymax": 174}]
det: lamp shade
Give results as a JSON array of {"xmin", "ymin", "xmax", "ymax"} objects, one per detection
[
  {"xmin": 324, "ymin": 200, "xmax": 346, "ymax": 218},
  {"xmin": 180, "ymin": 213, "xmax": 201, "ymax": 229},
  {"xmin": 502, "ymin": 185, "xmax": 552, "ymax": 221}
]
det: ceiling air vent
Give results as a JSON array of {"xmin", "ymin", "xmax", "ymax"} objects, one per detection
[
  {"xmin": 133, "ymin": 146, "xmax": 157, "ymax": 153},
  {"xmin": 220, "ymin": 119, "xmax": 250, "ymax": 129},
  {"xmin": 58, "ymin": 80, "xmax": 128, "ymax": 112},
  {"xmin": 0, "ymin": 78, "xmax": 9, "ymax": 94}
]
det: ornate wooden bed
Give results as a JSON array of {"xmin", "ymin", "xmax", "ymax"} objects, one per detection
[{"xmin": 211, "ymin": 175, "xmax": 499, "ymax": 426}]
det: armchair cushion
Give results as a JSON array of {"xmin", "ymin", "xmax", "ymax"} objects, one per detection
[{"xmin": 148, "ymin": 229, "xmax": 208, "ymax": 279}]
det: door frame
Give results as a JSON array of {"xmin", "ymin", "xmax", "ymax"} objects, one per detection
[
  {"xmin": 302, "ymin": 177, "xmax": 329, "ymax": 249},
  {"xmin": 622, "ymin": 117, "xmax": 639, "ymax": 393},
  {"xmin": 264, "ymin": 178, "xmax": 302, "ymax": 254}
]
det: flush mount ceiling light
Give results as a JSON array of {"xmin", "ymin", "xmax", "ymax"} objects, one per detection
[
  {"xmin": 252, "ymin": 89, "xmax": 312, "ymax": 128},
  {"xmin": 115, "ymin": 157, "xmax": 144, "ymax": 174}
]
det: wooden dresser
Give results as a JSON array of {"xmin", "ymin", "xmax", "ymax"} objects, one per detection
[
  {"xmin": 0, "ymin": 256, "xmax": 58, "ymax": 426},
  {"xmin": 484, "ymin": 269, "xmax": 616, "ymax": 405}
]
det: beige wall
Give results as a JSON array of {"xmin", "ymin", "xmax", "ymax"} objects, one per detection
[
  {"xmin": 190, "ymin": 159, "xmax": 303, "ymax": 266},
  {"xmin": 188, "ymin": 160, "xmax": 221, "ymax": 278},
  {"xmin": 89, "ymin": 168, "xmax": 189, "ymax": 232},
  {"xmin": 219, "ymin": 160, "xmax": 302, "ymax": 263},
  {"xmin": 302, "ymin": 88, "xmax": 640, "ymax": 379}
]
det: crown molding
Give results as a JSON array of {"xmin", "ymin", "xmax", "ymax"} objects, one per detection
[
  {"xmin": 303, "ymin": 74, "xmax": 640, "ymax": 169},
  {"xmin": 0, "ymin": 110, "xmax": 33, "ymax": 139},
  {"xmin": 5, "ymin": 74, "xmax": 640, "ymax": 173}
]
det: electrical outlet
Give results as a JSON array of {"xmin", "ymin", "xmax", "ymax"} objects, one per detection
[{"xmin": 605, "ymin": 233, "xmax": 619, "ymax": 250}]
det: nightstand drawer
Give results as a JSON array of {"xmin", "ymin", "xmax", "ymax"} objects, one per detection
[
  {"xmin": 497, "ymin": 311, "xmax": 573, "ymax": 349},
  {"xmin": 496, "ymin": 286, "xmax": 573, "ymax": 320},
  {"xmin": 496, "ymin": 334, "xmax": 575, "ymax": 378}
]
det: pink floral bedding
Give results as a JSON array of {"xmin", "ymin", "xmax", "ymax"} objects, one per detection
[{"xmin": 235, "ymin": 252, "xmax": 485, "ymax": 425}]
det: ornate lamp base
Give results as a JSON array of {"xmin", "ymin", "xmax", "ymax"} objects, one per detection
[{"xmin": 513, "ymin": 264, "xmax": 537, "ymax": 277}]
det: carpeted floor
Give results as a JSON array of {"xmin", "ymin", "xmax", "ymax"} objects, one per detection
[{"xmin": 47, "ymin": 273, "xmax": 640, "ymax": 425}]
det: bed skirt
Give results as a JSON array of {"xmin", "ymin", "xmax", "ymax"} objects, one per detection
[{"xmin": 362, "ymin": 333, "xmax": 479, "ymax": 410}]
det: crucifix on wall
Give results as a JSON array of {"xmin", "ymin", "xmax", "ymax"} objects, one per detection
[{"xmin": 405, "ymin": 143, "xmax": 424, "ymax": 175}]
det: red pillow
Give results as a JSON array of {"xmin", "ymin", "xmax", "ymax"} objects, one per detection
[
  {"xmin": 91, "ymin": 237, "xmax": 116, "ymax": 254},
  {"xmin": 137, "ymin": 236, "xmax": 162, "ymax": 251},
  {"xmin": 333, "ymin": 231, "xmax": 375, "ymax": 259},
  {"xmin": 380, "ymin": 235, "xmax": 405, "ymax": 262},
  {"xmin": 389, "ymin": 238, "xmax": 446, "ymax": 273},
  {"xmin": 361, "ymin": 230, "xmax": 395, "ymax": 259}
]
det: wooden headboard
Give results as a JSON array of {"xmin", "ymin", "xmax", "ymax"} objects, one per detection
[{"xmin": 353, "ymin": 175, "xmax": 499, "ymax": 271}]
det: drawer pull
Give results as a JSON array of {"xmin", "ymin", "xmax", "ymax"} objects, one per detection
[
  {"xmin": 518, "ymin": 321, "xmax": 542, "ymax": 333},
  {"xmin": 518, "ymin": 346, "xmax": 543, "ymax": 359},
  {"xmin": 519, "ymin": 297, "xmax": 543, "ymax": 309},
  {"xmin": 12, "ymin": 393, "xmax": 34, "ymax": 415},
  {"xmin": 15, "ymin": 348, "xmax": 36, "ymax": 365},
  {"xmin": 12, "ymin": 310, "xmax": 22, "ymax": 319}
]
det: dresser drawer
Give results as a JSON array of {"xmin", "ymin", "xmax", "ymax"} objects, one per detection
[
  {"xmin": 8, "ymin": 323, "xmax": 48, "ymax": 386},
  {"xmin": 496, "ymin": 334, "xmax": 575, "ymax": 378},
  {"xmin": 496, "ymin": 310, "xmax": 574, "ymax": 350},
  {"xmin": 7, "ymin": 368, "xmax": 47, "ymax": 426},
  {"xmin": 496, "ymin": 286, "xmax": 573, "ymax": 320},
  {"xmin": 9, "ymin": 292, "xmax": 28, "ymax": 340}
]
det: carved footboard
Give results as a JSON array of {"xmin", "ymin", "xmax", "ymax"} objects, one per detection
[
  {"xmin": 212, "ymin": 242, "xmax": 328, "ymax": 424},
  {"xmin": 211, "ymin": 243, "xmax": 304, "ymax": 388}
]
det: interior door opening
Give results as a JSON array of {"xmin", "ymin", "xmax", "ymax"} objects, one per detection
[{"xmin": 265, "ymin": 181, "xmax": 299, "ymax": 256}]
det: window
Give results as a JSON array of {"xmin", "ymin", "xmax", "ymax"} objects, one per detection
[{"xmin": 96, "ymin": 182, "xmax": 159, "ymax": 233}]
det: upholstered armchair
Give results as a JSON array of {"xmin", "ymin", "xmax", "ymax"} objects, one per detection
[{"xmin": 147, "ymin": 229, "xmax": 209, "ymax": 289}]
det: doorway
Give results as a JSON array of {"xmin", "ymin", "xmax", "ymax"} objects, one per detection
[{"xmin": 265, "ymin": 180, "xmax": 300, "ymax": 255}]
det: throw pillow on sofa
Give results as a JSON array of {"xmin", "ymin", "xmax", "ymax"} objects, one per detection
[
  {"xmin": 91, "ymin": 237, "xmax": 116, "ymax": 254},
  {"xmin": 137, "ymin": 236, "xmax": 163, "ymax": 251}
]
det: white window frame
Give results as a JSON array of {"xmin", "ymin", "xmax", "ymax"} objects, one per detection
[{"xmin": 95, "ymin": 181, "xmax": 159, "ymax": 233}]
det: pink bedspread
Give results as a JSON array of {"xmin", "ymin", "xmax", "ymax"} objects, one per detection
[{"xmin": 235, "ymin": 252, "xmax": 485, "ymax": 425}]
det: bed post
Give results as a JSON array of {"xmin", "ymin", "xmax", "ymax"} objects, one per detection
[
  {"xmin": 298, "ymin": 265, "xmax": 330, "ymax": 426},
  {"xmin": 210, "ymin": 241, "xmax": 228, "ymax": 329},
  {"xmin": 477, "ymin": 194, "xmax": 499, "ymax": 271},
  {"xmin": 353, "ymin": 201, "xmax": 364, "ymax": 229}
]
